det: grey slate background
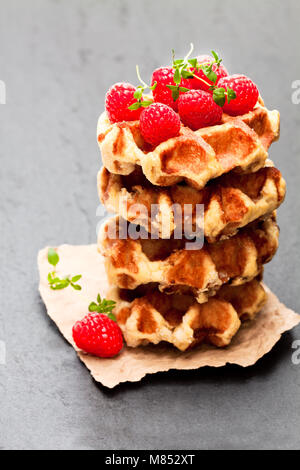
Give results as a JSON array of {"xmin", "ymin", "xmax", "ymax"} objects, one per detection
[{"xmin": 0, "ymin": 0, "xmax": 300, "ymax": 450}]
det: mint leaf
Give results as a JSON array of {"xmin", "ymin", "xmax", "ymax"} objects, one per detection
[
  {"xmin": 188, "ymin": 58, "xmax": 198, "ymax": 68},
  {"xmin": 211, "ymin": 50, "xmax": 219, "ymax": 62},
  {"xmin": 107, "ymin": 312, "xmax": 117, "ymax": 322},
  {"xmin": 173, "ymin": 59, "xmax": 184, "ymax": 66},
  {"xmin": 88, "ymin": 295, "xmax": 117, "ymax": 320},
  {"xmin": 71, "ymin": 283, "xmax": 82, "ymax": 291},
  {"xmin": 211, "ymin": 50, "xmax": 222, "ymax": 67},
  {"xmin": 181, "ymin": 69, "xmax": 194, "ymax": 79},
  {"xmin": 141, "ymin": 100, "xmax": 153, "ymax": 107},
  {"xmin": 48, "ymin": 248, "xmax": 59, "ymax": 267},
  {"xmin": 134, "ymin": 89, "xmax": 143, "ymax": 100},
  {"xmin": 213, "ymin": 87, "xmax": 226, "ymax": 107},
  {"xmin": 202, "ymin": 65, "xmax": 217, "ymax": 84},
  {"xmin": 172, "ymin": 89, "xmax": 180, "ymax": 101},
  {"xmin": 226, "ymin": 87, "xmax": 237, "ymax": 104},
  {"xmin": 173, "ymin": 68, "xmax": 181, "ymax": 85},
  {"xmin": 89, "ymin": 302, "xmax": 98, "ymax": 312},
  {"xmin": 128, "ymin": 102, "xmax": 142, "ymax": 110},
  {"xmin": 47, "ymin": 252, "xmax": 82, "ymax": 291},
  {"xmin": 50, "ymin": 279, "xmax": 69, "ymax": 290},
  {"xmin": 166, "ymin": 84, "xmax": 181, "ymax": 101}
]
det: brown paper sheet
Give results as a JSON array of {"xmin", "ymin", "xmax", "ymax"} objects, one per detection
[{"xmin": 38, "ymin": 244, "xmax": 300, "ymax": 388}]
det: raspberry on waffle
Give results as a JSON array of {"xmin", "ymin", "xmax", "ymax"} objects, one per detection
[
  {"xmin": 109, "ymin": 278, "xmax": 267, "ymax": 351},
  {"xmin": 97, "ymin": 102, "xmax": 279, "ymax": 190},
  {"xmin": 98, "ymin": 214, "xmax": 279, "ymax": 304},
  {"xmin": 98, "ymin": 160, "xmax": 285, "ymax": 242}
]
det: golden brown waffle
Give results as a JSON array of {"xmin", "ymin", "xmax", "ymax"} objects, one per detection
[
  {"xmin": 98, "ymin": 161, "xmax": 285, "ymax": 242},
  {"xmin": 99, "ymin": 214, "xmax": 279, "ymax": 303},
  {"xmin": 97, "ymin": 103, "xmax": 279, "ymax": 190},
  {"xmin": 109, "ymin": 278, "xmax": 267, "ymax": 350}
]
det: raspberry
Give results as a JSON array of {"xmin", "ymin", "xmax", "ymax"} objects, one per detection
[
  {"xmin": 72, "ymin": 313, "xmax": 123, "ymax": 358},
  {"xmin": 178, "ymin": 89, "xmax": 222, "ymax": 130},
  {"xmin": 151, "ymin": 66, "xmax": 190, "ymax": 111},
  {"xmin": 218, "ymin": 74, "xmax": 259, "ymax": 116},
  {"xmin": 187, "ymin": 55, "xmax": 228, "ymax": 92},
  {"xmin": 139, "ymin": 103, "xmax": 181, "ymax": 146},
  {"xmin": 105, "ymin": 82, "xmax": 142, "ymax": 123}
]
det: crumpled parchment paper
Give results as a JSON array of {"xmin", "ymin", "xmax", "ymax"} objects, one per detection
[{"xmin": 38, "ymin": 244, "xmax": 300, "ymax": 388}]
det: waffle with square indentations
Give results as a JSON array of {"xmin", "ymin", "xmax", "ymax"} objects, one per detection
[
  {"xmin": 98, "ymin": 160, "xmax": 285, "ymax": 242},
  {"xmin": 108, "ymin": 278, "xmax": 266, "ymax": 350},
  {"xmin": 99, "ymin": 214, "xmax": 278, "ymax": 303},
  {"xmin": 97, "ymin": 102, "xmax": 279, "ymax": 190}
]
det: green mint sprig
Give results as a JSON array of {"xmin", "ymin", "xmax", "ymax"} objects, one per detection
[
  {"xmin": 165, "ymin": 45, "xmax": 197, "ymax": 99},
  {"xmin": 170, "ymin": 43, "xmax": 236, "ymax": 107},
  {"xmin": 165, "ymin": 52, "xmax": 190, "ymax": 100},
  {"xmin": 127, "ymin": 44, "xmax": 236, "ymax": 111},
  {"xmin": 212, "ymin": 86, "xmax": 236, "ymax": 107},
  {"xmin": 89, "ymin": 294, "xmax": 117, "ymax": 322},
  {"xmin": 47, "ymin": 248, "xmax": 82, "ymax": 291},
  {"xmin": 128, "ymin": 65, "xmax": 157, "ymax": 111}
]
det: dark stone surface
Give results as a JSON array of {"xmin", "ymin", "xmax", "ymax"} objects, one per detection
[{"xmin": 0, "ymin": 0, "xmax": 300, "ymax": 450}]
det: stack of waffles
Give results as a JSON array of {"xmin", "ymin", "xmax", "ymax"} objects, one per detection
[{"xmin": 96, "ymin": 98, "xmax": 285, "ymax": 351}]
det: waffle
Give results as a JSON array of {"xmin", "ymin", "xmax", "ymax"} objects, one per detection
[
  {"xmin": 98, "ymin": 161, "xmax": 285, "ymax": 242},
  {"xmin": 109, "ymin": 278, "xmax": 267, "ymax": 350},
  {"xmin": 99, "ymin": 214, "xmax": 279, "ymax": 303},
  {"xmin": 97, "ymin": 102, "xmax": 280, "ymax": 190}
]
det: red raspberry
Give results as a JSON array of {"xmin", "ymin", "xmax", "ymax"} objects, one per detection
[
  {"xmin": 105, "ymin": 82, "xmax": 142, "ymax": 123},
  {"xmin": 151, "ymin": 66, "xmax": 190, "ymax": 111},
  {"xmin": 72, "ymin": 313, "xmax": 123, "ymax": 358},
  {"xmin": 178, "ymin": 89, "xmax": 222, "ymax": 130},
  {"xmin": 140, "ymin": 103, "xmax": 181, "ymax": 146},
  {"xmin": 187, "ymin": 55, "xmax": 228, "ymax": 92},
  {"xmin": 218, "ymin": 74, "xmax": 259, "ymax": 116}
]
